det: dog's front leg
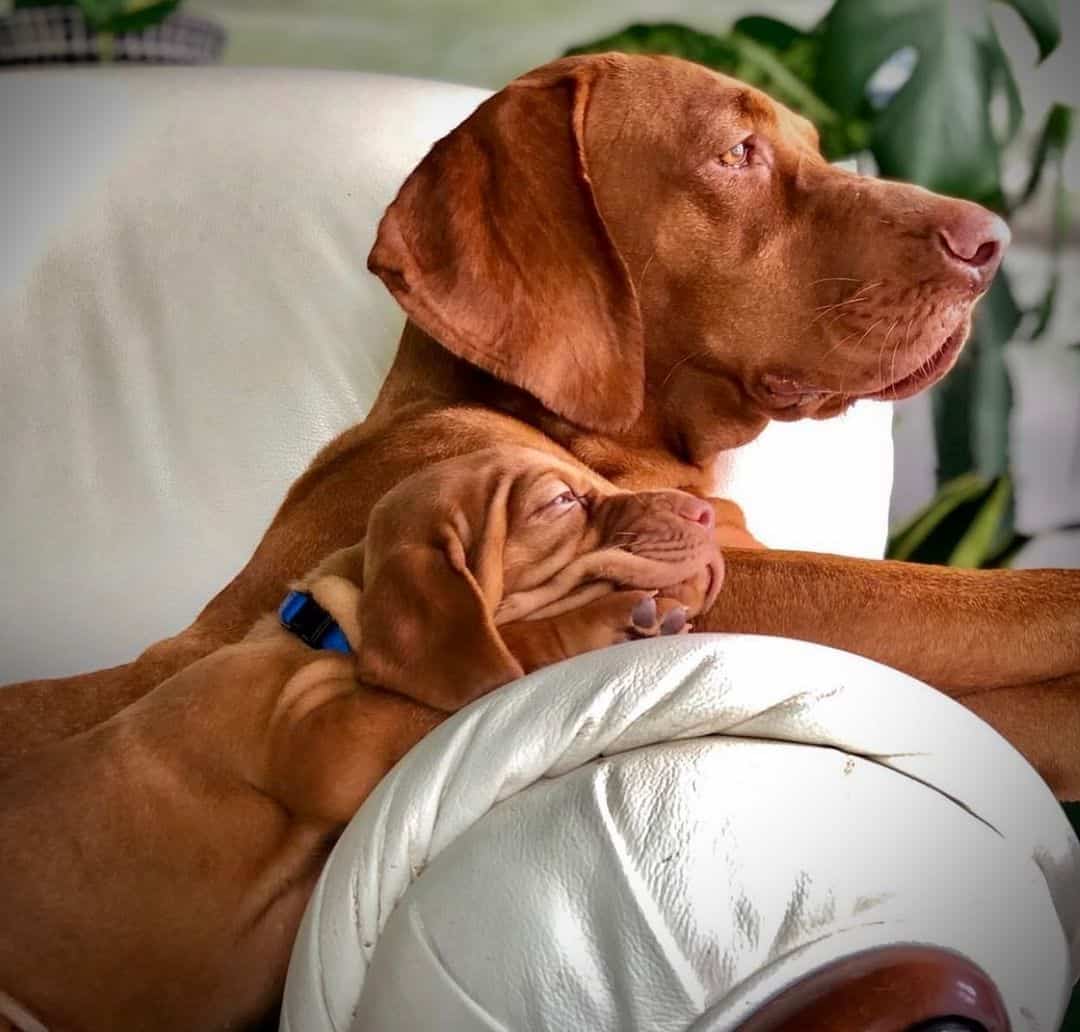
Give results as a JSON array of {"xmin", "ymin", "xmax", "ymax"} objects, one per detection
[{"xmin": 697, "ymin": 548, "xmax": 1080, "ymax": 798}]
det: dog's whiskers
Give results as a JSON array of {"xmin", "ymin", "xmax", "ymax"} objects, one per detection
[
  {"xmin": 852, "ymin": 318, "xmax": 886, "ymax": 353},
  {"xmin": 820, "ymin": 312, "xmax": 883, "ymax": 362},
  {"xmin": 875, "ymin": 319, "xmax": 900, "ymax": 390},
  {"xmin": 826, "ymin": 317, "xmax": 887, "ymax": 398},
  {"xmin": 809, "ymin": 281, "xmax": 884, "ymax": 333},
  {"xmin": 811, "ymin": 296, "xmax": 871, "ymax": 327},
  {"xmin": 881, "ymin": 318, "xmax": 913, "ymax": 397}
]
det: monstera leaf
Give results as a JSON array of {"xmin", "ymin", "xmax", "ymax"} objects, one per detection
[{"xmin": 817, "ymin": 0, "xmax": 1061, "ymax": 207}]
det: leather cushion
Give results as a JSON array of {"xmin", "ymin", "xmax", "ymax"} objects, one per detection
[{"xmin": 282, "ymin": 635, "xmax": 1080, "ymax": 1032}]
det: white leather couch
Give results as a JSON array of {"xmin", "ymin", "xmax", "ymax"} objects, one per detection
[{"xmin": 2, "ymin": 68, "xmax": 1078, "ymax": 1031}]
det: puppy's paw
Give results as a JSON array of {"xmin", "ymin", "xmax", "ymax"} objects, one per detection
[
  {"xmin": 626, "ymin": 592, "xmax": 691, "ymax": 639},
  {"xmin": 501, "ymin": 589, "xmax": 692, "ymax": 672}
]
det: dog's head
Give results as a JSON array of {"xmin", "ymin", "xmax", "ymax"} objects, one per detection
[
  {"xmin": 370, "ymin": 53, "xmax": 1007, "ymax": 462},
  {"xmin": 300, "ymin": 445, "xmax": 721, "ymax": 710}
]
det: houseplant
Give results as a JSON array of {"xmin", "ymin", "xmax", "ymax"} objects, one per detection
[{"xmin": 0, "ymin": 0, "xmax": 225, "ymax": 64}]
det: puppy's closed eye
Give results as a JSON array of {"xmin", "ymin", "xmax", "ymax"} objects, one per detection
[
  {"xmin": 544, "ymin": 491, "xmax": 581, "ymax": 512},
  {"xmin": 531, "ymin": 483, "xmax": 586, "ymax": 520}
]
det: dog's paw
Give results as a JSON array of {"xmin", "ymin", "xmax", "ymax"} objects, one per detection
[
  {"xmin": 572, "ymin": 589, "xmax": 690, "ymax": 648},
  {"xmin": 625, "ymin": 591, "xmax": 691, "ymax": 639}
]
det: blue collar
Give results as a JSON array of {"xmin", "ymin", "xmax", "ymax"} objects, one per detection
[{"xmin": 278, "ymin": 590, "xmax": 352, "ymax": 655}]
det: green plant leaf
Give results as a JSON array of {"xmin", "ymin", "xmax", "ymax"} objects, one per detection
[
  {"xmin": 947, "ymin": 474, "xmax": 1013, "ymax": 566},
  {"xmin": 62, "ymin": 0, "xmax": 179, "ymax": 32},
  {"xmin": 888, "ymin": 473, "xmax": 987, "ymax": 560},
  {"xmin": 725, "ymin": 30, "xmax": 838, "ymax": 128},
  {"xmin": 1017, "ymin": 103, "xmax": 1075, "ymax": 340},
  {"xmin": 730, "ymin": 15, "xmax": 806, "ymax": 53},
  {"xmin": 1002, "ymin": 0, "xmax": 1062, "ymax": 61},
  {"xmin": 1026, "ymin": 265, "xmax": 1061, "ymax": 342},
  {"xmin": 986, "ymin": 27, "xmax": 1025, "ymax": 152},
  {"xmin": 887, "ymin": 474, "xmax": 1015, "ymax": 566},
  {"xmin": 1019, "ymin": 102, "xmax": 1074, "ymax": 206},
  {"xmin": 101, "ymin": 0, "xmax": 179, "ymax": 34},
  {"xmin": 931, "ymin": 350, "xmax": 977, "ymax": 482},
  {"xmin": 816, "ymin": 0, "xmax": 1057, "ymax": 204},
  {"xmin": 985, "ymin": 529, "xmax": 1031, "ymax": 567},
  {"xmin": 932, "ymin": 272, "xmax": 1022, "ymax": 485},
  {"xmin": 76, "ymin": 0, "xmax": 128, "ymax": 30},
  {"xmin": 973, "ymin": 273, "xmax": 1021, "ymax": 475}
]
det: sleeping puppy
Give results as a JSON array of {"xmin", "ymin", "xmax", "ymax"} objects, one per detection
[{"xmin": 0, "ymin": 445, "xmax": 720, "ymax": 1032}]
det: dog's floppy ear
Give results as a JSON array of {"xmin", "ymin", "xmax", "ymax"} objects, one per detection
[
  {"xmin": 299, "ymin": 542, "xmax": 368, "ymax": 647},
  {"xmin": 368, "ymin": 58, "xmax": 644, "ymax": 433},
  {"xmin": 356, "ymin": 533, "xmax": 524, "ymax": 712}
]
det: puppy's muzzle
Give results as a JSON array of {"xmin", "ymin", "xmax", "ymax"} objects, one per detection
[{"xmin": 596, "ymin": 490, "xmax": 724, "ymax": 612}]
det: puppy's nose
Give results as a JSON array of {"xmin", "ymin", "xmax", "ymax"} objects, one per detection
[
  {"xmin": 674, "ymin": 496, "xmax": 714, "ymax": 528},
  {"xmin": 936, "ymin": 206, "xmax": 1010, "ymax": 290}
]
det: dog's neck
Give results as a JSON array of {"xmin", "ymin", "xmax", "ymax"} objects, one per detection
[{"xmin": 370, "ymin": 323, "xmax": 768, "ymax": 493}]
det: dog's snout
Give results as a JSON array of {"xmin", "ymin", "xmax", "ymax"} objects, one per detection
[
  {"xmin": 596, "ymin": 490, "xmax": 717, "ymax": 546},
  {"xmin": 936, "ymin": 208, "xmax": 1010, "ymax": 289},
  {"xmin": 675, "ymin": 496, "xmax": 714, "ymax": 528}
]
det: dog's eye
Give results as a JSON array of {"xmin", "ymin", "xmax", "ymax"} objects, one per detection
[
  {"xmin": 718, "ymin": 141, "xmax": 751, "ymax": 168},
  {"xmin": 534, "ymin": 488, "xmax": 584, "ymax": 519},
  {"xmin": 529, "ymin": 479, "xmax": 591, "ymax": 521}
]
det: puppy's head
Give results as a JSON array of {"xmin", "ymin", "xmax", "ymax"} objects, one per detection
[
  {"xmin": 329, "ymin": 445, "xmax": 720, "ymax": 710},
  {"xmin": 370, "ymin": 53, "xmax": 1008, "ymax": 460}
]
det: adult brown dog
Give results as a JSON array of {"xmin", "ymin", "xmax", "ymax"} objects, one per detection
[
  {"xmin": 0, "ymin": 446, "xmax": 719, "ymax": 1032},
  {"xmin": 2, "ymin": 52, "xmax": 1079, "ymax": 796}
]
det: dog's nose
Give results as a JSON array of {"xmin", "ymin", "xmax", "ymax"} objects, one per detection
[
  {"xmin": 936, "ymin": 206, "xmax": 1010, "ymax": 290},
  {"xmin": 674, "ymin": 496, "xmax": 714, "ymax": 528}
]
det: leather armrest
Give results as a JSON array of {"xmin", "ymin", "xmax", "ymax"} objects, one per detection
[
  {"xmin": 282, "ymin": 635, "xmax": 1079, "ymax": 1031},
  {"xmin": 738, "ymin": 945, "xmax": 1008, "ymax": 1032}
]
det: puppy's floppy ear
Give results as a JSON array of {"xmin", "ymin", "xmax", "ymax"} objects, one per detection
[
  {"xmin": 356, "ymin": 534, "xmax": 524, "ymax": 712},
  {"xmin": 298, "ymin": 542, "xmax": 368, "ymax": 648},
  {"xmin": 368, "ymin": 57, "xmax": 644, "ymax": 433}
]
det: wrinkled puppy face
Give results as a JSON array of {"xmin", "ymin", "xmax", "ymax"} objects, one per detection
[
  {"xmin": 365, "ymin": 445, "xmax": 722, "ymax": 626},
  {"xmin": 494, "ymin": 450, "xmax": 724, "ymax": 621},
  {"xmin": 353, "ymin": 446, "xmax": 721, "ymax": 709},
  {"xmin": 584, "ymin": 56, "xmax": 1009, "ymax": 426}
]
